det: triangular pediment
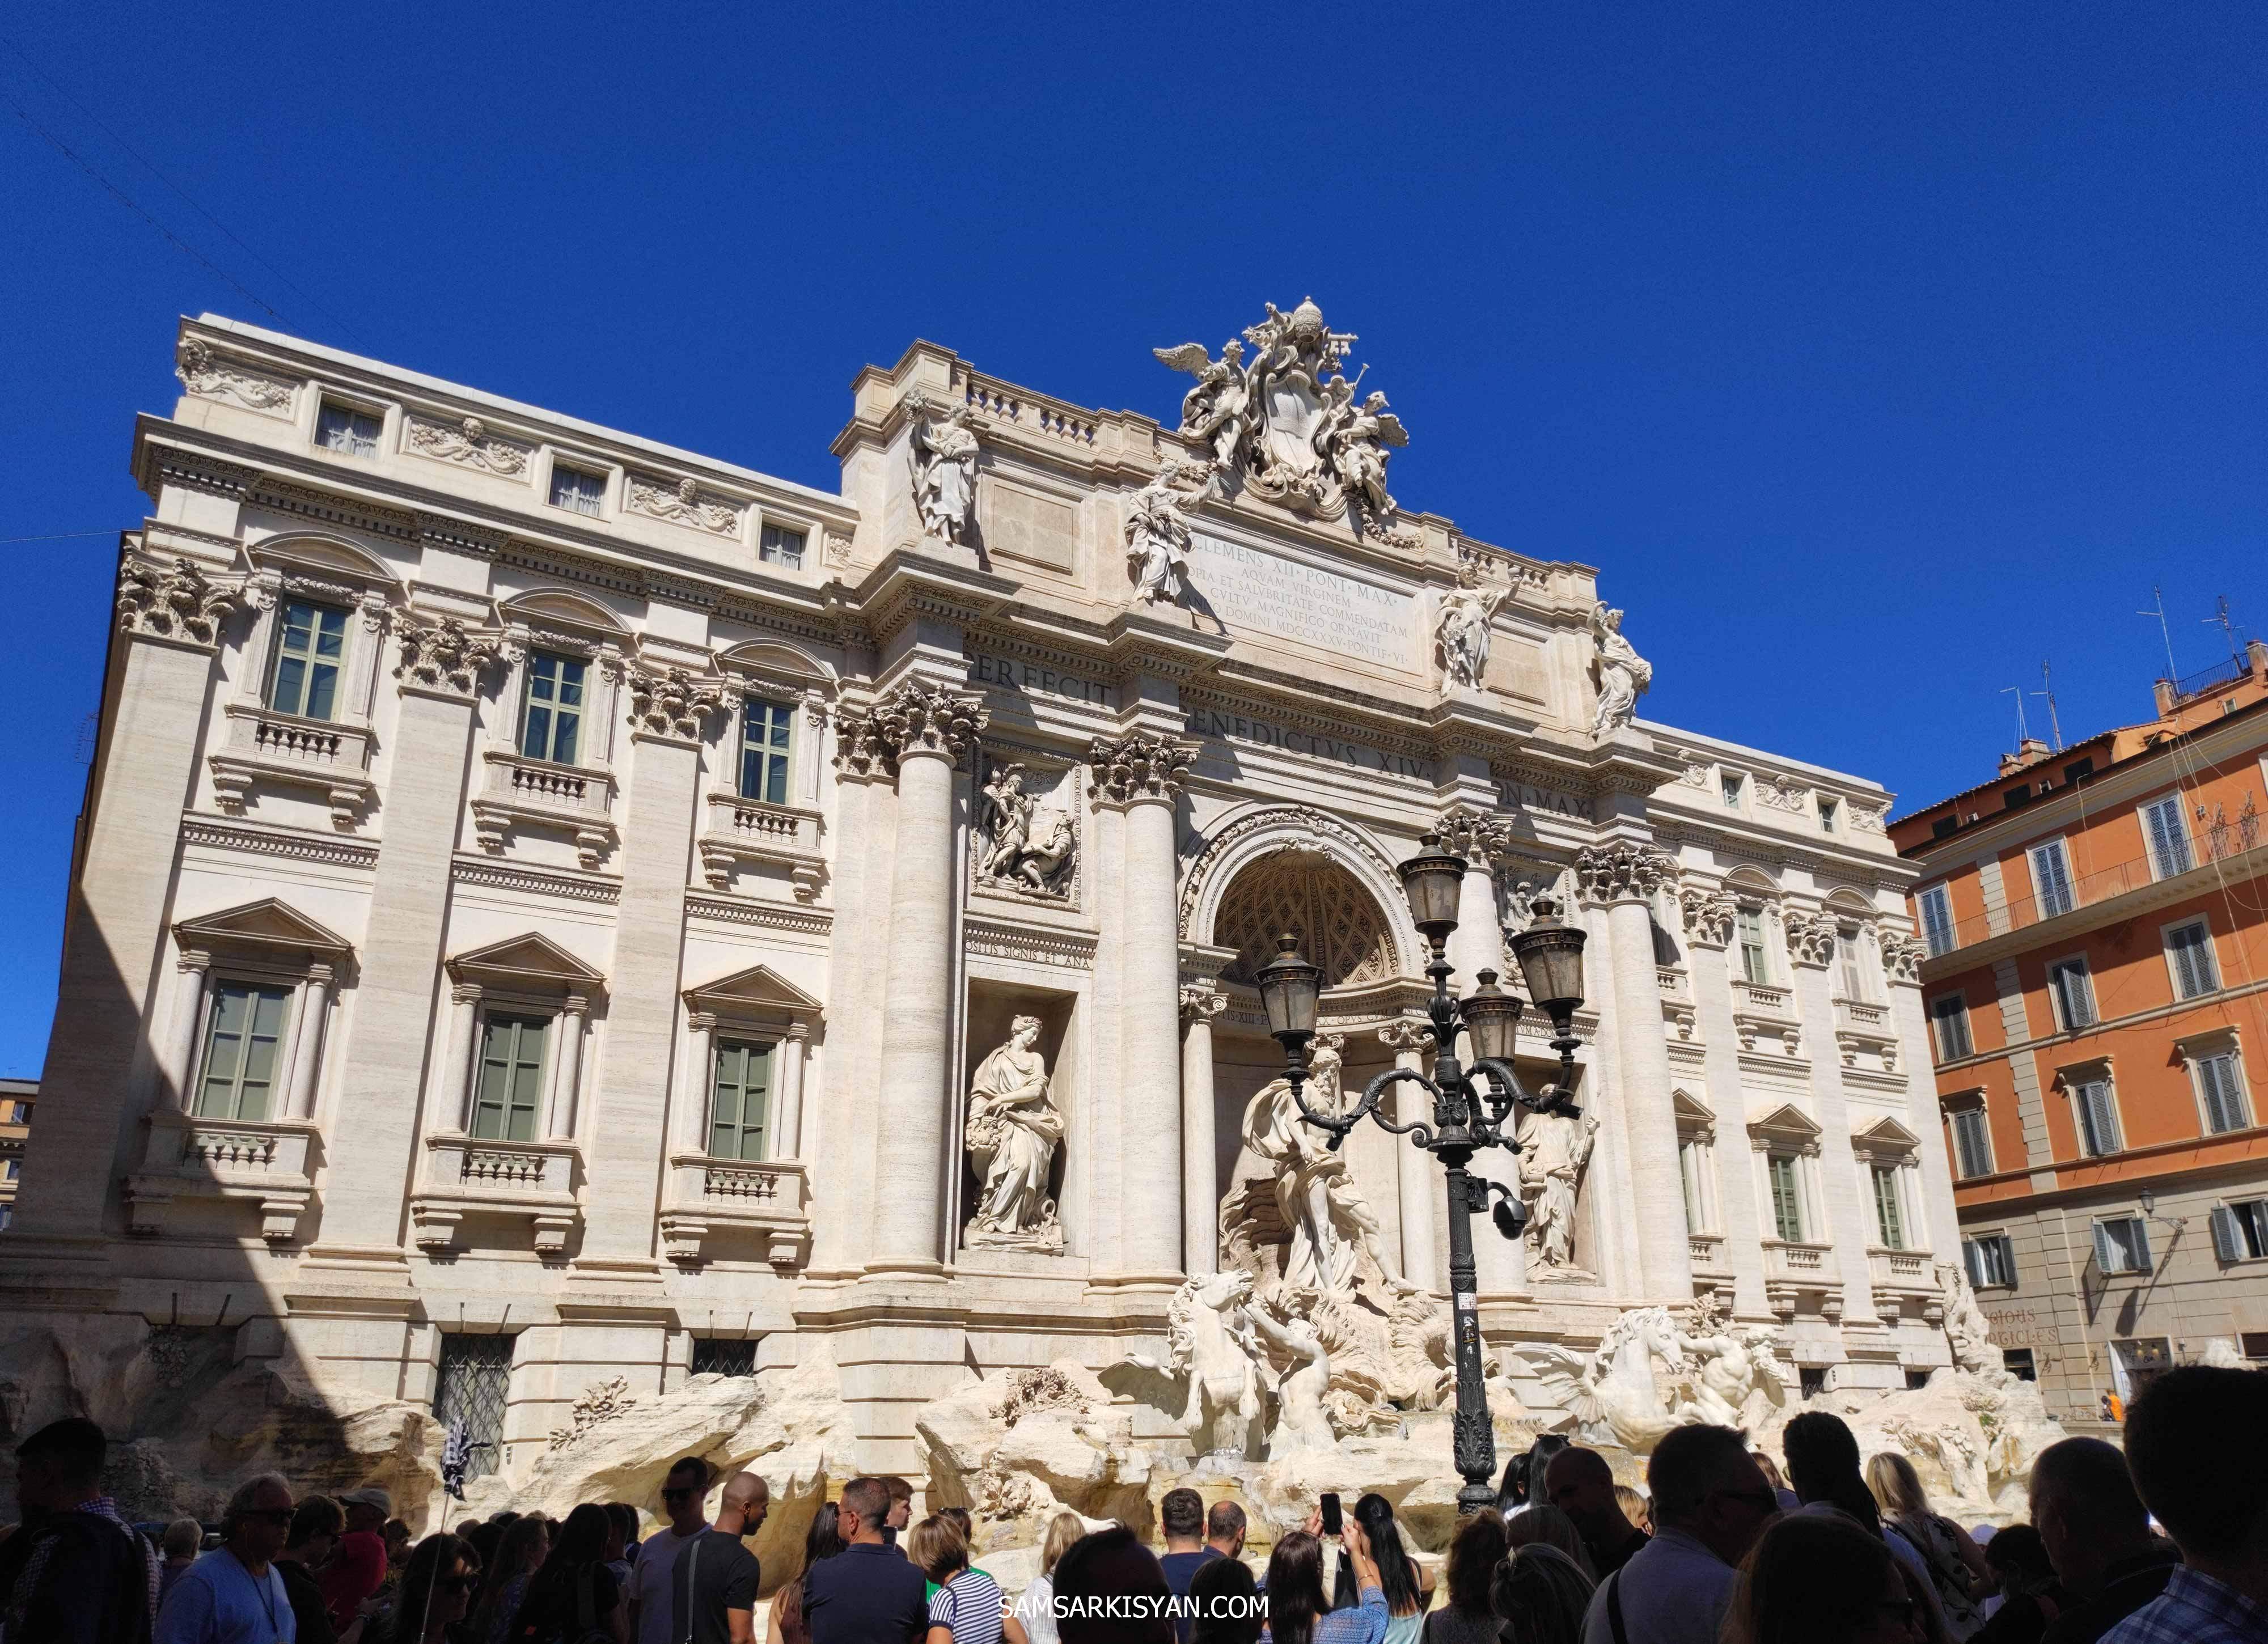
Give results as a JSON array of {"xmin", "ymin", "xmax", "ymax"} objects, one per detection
[
  {"xmin": 175, "ymin": 897, "xmax": 352, "ymax": 958},
  {"xmin": 682, "ymin": 963, "xmax": 822, "ymax": 1020},
  {"xmin": 1854, "ymin": 1116, "xmax": 1922, "ymax": 1150},
  {"xmin": 1747, "ymin": 1102, "xmax": 1822, "ymax": 1141},
  {"xmin": 447, "ymin": 933, "xmax": 606, "ymax": 994},
  {"xmin": 1672, "ymin": 1087, "xmax": 1715, "ymax": 1123}
]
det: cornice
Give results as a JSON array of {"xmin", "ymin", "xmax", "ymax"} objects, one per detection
[
  {"xmin": 852, "ymin": 548, "xmax": 1019, "ymax": 643},
  {"xmin": 179, "ymin": 816, "xmax": 381, "ymax": 869},
  {"xmin": 1655, "ymin": 813, "xmax": 1915, "ymax": 892},
  {"xmin": 1180, "ymin": 681, "xmax": 1440, "ymax": 764},
  {"xmin": 450, "ymin": 857, "xmax": 621, "ymax": 905}
]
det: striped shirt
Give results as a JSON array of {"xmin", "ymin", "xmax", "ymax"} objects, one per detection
[{"xmin": 929, "ymin": 1567, "xmax": 1006, "ymax": 1644}]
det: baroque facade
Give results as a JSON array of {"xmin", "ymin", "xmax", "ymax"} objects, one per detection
[{"xmin": 10, "ymin": 307, "xmax": 1965, "ymax": 1508}]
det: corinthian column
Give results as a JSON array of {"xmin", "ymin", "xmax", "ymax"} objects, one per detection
[
  {"xmin": 1090, "ymin": 731, "xmax": 1198, "ymax": 1288},
  {"xmin": 1378, "ymin": 1015, "xmax": 1438, "ymax": 1290},
  {"xmin": 1179, "ymin": 984, "xmax": 1228, "ymax": 1276},
  {"xmin": 868, "ymin": 683, "xmax": 987, "ymax": 1279},
  {"xmin": 1576, "ymin": 842, "xmax": 1692, "ymax": 1303}
]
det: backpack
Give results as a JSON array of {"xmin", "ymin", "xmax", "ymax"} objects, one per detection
[{"xmin": 1890, "ymin": 1515, "xmax": 1984, "ymax": 1632}]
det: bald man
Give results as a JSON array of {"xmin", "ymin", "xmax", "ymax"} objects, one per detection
[
  {"xmin": 671, "ymin": 1471, "xmax": 770, "ymax": 1644},
  {"xmin": 1546, "ymin": 1447, "xmax": 1651, "ymax": 1577}
]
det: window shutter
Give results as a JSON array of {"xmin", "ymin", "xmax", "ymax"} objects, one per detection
[
  {"xmin": 2092, "ymin": 1222, "xmax": 2115, "ymax": 1272},
  {"xmin": 1992, "ymin": 1236, "xmax": 2016, "ymax": 1286},
  {"xmin": 1964, "ymin": 1241, "xmax": 1986, "ymax": 1288},
  {"xmin": 2213, "ymin": 1206, "xmax": 2245, "ymax": 1264}
]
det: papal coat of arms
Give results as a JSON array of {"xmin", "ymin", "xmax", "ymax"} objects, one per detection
[{"xmin": 1154, "ymin": 298, "xmax": 1412, "ymax": 538}]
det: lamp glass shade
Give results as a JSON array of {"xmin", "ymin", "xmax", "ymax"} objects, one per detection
[
  {"xmin": 1460, "ymin": 968, "xmax": 1521, "ymax": 1063},
  {"xmin": 1254, "ymin": 934, "xmax": 1322, "ymax": 1041},
  {"xmin": 1510, "ymin": 897, "xmax": 1588, "ymax": 1020},
  {"xmin": 1397, "ymin": 833, "xmax": 1467, "ymax": 943}
]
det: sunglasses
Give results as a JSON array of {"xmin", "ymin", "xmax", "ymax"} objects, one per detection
[{"xmin": 240, "ymin": 1508, "xmax": 295, "ymax": 1526}]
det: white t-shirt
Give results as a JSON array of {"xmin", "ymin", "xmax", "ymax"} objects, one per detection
[
  {"xmin": 1017, "ymin": 1573, "xmax": 1060, "ymax": 1644},
  {"xmin": 631, "ymin": 1523, "xmax": 710, "ymax": 1644}
]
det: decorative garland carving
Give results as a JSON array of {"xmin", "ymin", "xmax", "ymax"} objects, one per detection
[
  {"xmin": 627, "ymin": 474, "xmax": 742, "ymax": 536},
  {"xmin": 1757, "ymin": 776, "xmax": 1812, "ymax": 813},
  {"xmin": 1087, "ymin": 731, "xmax": 1196, "ymax": 805},
  {"xmin": 176, "ymin": 338, "xmax": 294, "ymax": 412},
  {"xmin": 116, "ymin": 556, "xmax": 240, "ymax": 648},
  {"xmin": 392, "ymin": 614, "xmax": 502, "ymax": 696},
  {"xmin": 1574, "ymin": 842, "xmax": 1675, "ymax": 906},
  {"xmin": 405, "ymin": 415, "xmax": 529, "ymax": 476}
]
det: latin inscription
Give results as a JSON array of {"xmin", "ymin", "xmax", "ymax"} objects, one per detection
[
  {"xmin": 1187, "ymin": 533, "xmax": 1418, "ymax": 670},
  {"xmin": 1496, "ymin": 779, "xmax": 1596, "ymax": 823},
  {"xmin": 969, "ymin": 651, "xmax": 1115, "ymax": 710},
  {"xmin": 1183, "ymin": 705, "xmax": 1436, "ymax": 782}
]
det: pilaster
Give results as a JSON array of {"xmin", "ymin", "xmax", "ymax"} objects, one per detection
[{"xmin": 1682, "ymin": 885, "xmax": 1771, "ymax": 1317}]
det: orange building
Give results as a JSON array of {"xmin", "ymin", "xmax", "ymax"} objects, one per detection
[{"xmin": 1894, "ymin": 641, "xmax": 2268, "ymax": 1425}]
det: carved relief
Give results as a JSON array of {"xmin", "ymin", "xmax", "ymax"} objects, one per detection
[
  {"xmin": 906, "ymin": 388, "xmax": 978, "ymax": 546},
  {"xmin": 1782, "ymin": 909, "xmax": 1838, "ymax": 968},
  {"xmin": 393, "ymin": 614, "xmax": 502, "ymax": 696},
  {"xmin": 627, "ymin": 474, "xmax": 742, "ymax": 536},
  {"xmin": 116, "ymin": 556, "xmax": 240, "ymax": 648},
  {"xmin": 1758, "ymin": 776, "xmax": 1812, "ymax": 813},
  {"xmin": 176, "ymin": 338, "xmax": 294, "ymax": 412},
  {"xmin": 976, "ymin": 758, "xmax": 1077, "ymax": 898},
  {"xmin": 1877, "ymin": 927, "xmax": 1924, "ymax": 984},
  {"xmin": 1576, "ymin": 843, "xmax": 1675, "ymax": 906},
  {"xmin": 405, "ymin": 415, "xmax": 530, "ymax": 476},
  {"xmin": 822, "ymin": 528, "xmax": 854, "ymax": 568},
  {"xmin": 1434, "ymin": 805, "xmax": 1513, "ymax": 865},
  {"xmin": 625, "ymin": 666, "xmax": 738, "ymax": 740},
  {"xmin": 1086, "ymin": 731, "xmax": 1194, "ymax": 805},
  {"xmin": 1850, "ymin": 803, "xmax": 1889, "ymax": 834}
]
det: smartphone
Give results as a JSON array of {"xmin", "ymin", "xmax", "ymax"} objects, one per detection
[{"xmin": 1319, "ymin": 1492, "xmax": 1342, "ymax": 1536}]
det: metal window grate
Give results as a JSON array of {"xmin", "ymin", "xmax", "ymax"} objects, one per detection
[
  {"xmin": 434, "ymin": 1333, "xmax": 515, "ymax": 1480},
  {"xmin": 690, "ymin": 1337, "xmax": 758, "ymax": 1378}
]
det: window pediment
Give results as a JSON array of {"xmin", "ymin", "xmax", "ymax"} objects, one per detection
[
  {"xmin": 174, "ymin": 899, "xmax": 352, "ymax": 967},
  {"xmin": 1853, "ymin": 1115, "xmax": 1922, "ymax": 1161},
  {"xmin": 1748, "ymin": 1102, "xmax": 1823, "ymax": 1154},
  {"xmin": 683, "ymin": 963, "xmax": 822, "ymax": 1026},
  {"xmin": 1673, "ymin": 1087, "xmax": 1715, "ymax": 1138},
  {"xmin": 498, "ymin": 588, "xmax": 632, "ymax": 639},
  {"xmin": 447, "ymin": 933, "xmax": 606, "ymax": 999}
]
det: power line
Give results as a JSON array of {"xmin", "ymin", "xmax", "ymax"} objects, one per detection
[
  {"xmin": 0, "ymin": 83, "xmax": 288, "ymax": 324},
  {"xmin": 0, "ymin": 531, "xmax": 119, "ymax": 545},
  {"xmin": 2, "ymin": 36, "xmax": 366, "ymax": 348}
]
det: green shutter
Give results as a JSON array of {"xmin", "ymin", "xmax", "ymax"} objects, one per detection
[
  {"xmin": 473, "ymin": 1015, "xmax": 548, "ymax": 1141},
  {"xmin": 710, "ymin": 1040, "xmax": 772, "ymax": 1161},
  {"xmin": 1873, "ymin": 1166, "xmax": 1905, "ymax": 1249},
  {"xmin": 1770, "ymin": 1155, "xmax": 1804, "ymax": 1243},
  {"xmin": 197, "ymin": 983, "xmax": 291, "ymax": 1120}
]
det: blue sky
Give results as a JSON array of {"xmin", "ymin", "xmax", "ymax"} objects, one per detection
[{"xmin": 3, "ymin": 4, "xmax": 2263, "ymax": 1074}]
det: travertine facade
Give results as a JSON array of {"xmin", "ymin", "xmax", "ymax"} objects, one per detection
[{"xmin": 8, "ymin": 308, "xmax": 1963, "ymax": 1510}]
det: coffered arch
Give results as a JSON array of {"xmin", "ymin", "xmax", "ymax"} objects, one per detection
[{"xmin": 1178, "ymin": 802, "xmax": 1419, "ymax": 984}]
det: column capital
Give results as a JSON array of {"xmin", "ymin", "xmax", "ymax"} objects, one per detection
[
  {"xmin": 1575, "ymin": 841, "xmax": 1677, "ymax": 907},
  {"xmin": 177, "ymin": 946, "xmax": 214, "ymax": 975},
  {"xmin": 1434, "ymin": 803, "xmax": 1514, "ymax": 865},
  {"xmin": 1782, "ymin": 906, "xmax": 1838, "ymax": 968},
  {"xmin": 1179, "ymin": 985, "xmax": 1228, "ymax": 1024},
  {"xmin": 116, "ymin": 554, "xmax": 240, "ymax": 651},
  {"xmin": 1679, "ymin": 887, "xmax": 1737, "ymax": 950},
  {"xmin": 785, "ymin": 1021, "xmax": 812, "ymax": 1043},
  {"xmin": 1087, "ymin": 730, "xmax": 1196, "ymax": 807},
  {"xmin": 871, "ymin": 680, "xmax": 986, "ymax": 768},
  {"xmin": 687, "ymin": 1010, "xmax": 718, "ymax": 1032},
  {"xmin": 1377, "ymin": 1015, "xmax": 1433, "ymax": 1054},
  {"xmin": 303, "ymin": 961, "xmax": 336, "ymax": 988},
  {"xmin": 393, "ymin": 612, "xmax": 503, "ymax": 698},
  {"xmin": 1876, "ymin": 925, "xmax": 1924, "ymax": 986},
  {"xmin": 625, "ymin": 664, "xmax": 739, "ymax": 744},
  {"xmin": 561, "ymin": 992, "xmax": 590, "ymax": 1018},
  {"xmin": 451, "ymin": 982, "xmax": 484, "ymax": 1005}
]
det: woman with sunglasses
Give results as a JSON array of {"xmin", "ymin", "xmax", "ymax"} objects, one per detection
[
  {"xmin": 509, "ymin": 1503, "xmax": 629, "ymax": 1643},
  {"xmin": 1723, "ymin": 1512, "xmax": 1945, "ymax": 1644},
  {"xmin": 373, "ymin": 1534, "xmax": 481, "ymax": 1644}
]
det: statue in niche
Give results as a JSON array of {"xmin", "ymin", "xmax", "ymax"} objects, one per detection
[
  {"xmin": 978, "ymin": 764, "xmax": 1076, "ymax": 895},
  {"xmin": 907, "ymin": 389, "xmax": 979, "ymax": 546},
  {"xmin": 1518, "ymin": 1103, "xmax": 1600, "ymax": 1270},
  {"xmin": 1435, "ymin": 581, "xmax": 1508, "ymax": 690},
  {"xmin": 1589, "ymin": 601, "xmax": 1654, "ymax": 737},
  {"xmin": 964, "ymin": 1016, "xmax": 1064, "ymax": 1250},
  {"xmin": 1239, "ymin": 1035, "xmax": 1410, "ymax": 1296},
  {"xmin": 1124, "ymin": 458, "xmax": 1206, "ymax": 607}
]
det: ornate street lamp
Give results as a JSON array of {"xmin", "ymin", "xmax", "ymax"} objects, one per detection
[{"xmin": 1255, "ymin": 833, "xmax": 1589, "ymax": 1517}]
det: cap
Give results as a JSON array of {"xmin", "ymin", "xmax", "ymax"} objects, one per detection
[{"xmin": 340, "ymin": 1487, "xmax": 393, "ymax": 1515}]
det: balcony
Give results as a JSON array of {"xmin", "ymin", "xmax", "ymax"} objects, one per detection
[
  {"xmin": 1732, "ymin": 978, "xmax": 1802, "ymax": 1060},
  {"xmin": 208, "ymin": 702, "xmax": 377, "ymax": 828},
  {"xmin": 123, "ymin": 1111, "xmax": 321, "ymax": 1242},
  {"xmin": 1688, "ymin": 1234, "xmax": 1731, "ymax": 1278},
  {"xmin": 1833, "ymin": 995, "xmax": 1901, "ymax": 1074},
  {"xmin": 658, "ymin": 1153, "xmax": 810, "ymax": 1266},
  {"xmin": 1762, "ymin": 1239, "xmax": 1843, "ymax": 1320},
  {"xmin": 696, "ymin": 792, "xmax": 827, "ymax": 901},
  {"xmin": 411, "ymin": 1133, "xmax": 581, "ymax": 1254},
  {"xmin": 1924, "ymin": 831, "xmax": 2267, "ymax": 961},
  {"xmin": 1868, "ymin": 1245, "xmax": 1940, "ymax": 1317},
  {"xmin": 469, "ymin": 751, "xmax": 617, "ymax": 869}
]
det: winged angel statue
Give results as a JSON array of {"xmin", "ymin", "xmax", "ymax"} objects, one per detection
[{"xmin": 1155, "ymin": 299, "xmax": 1411, "ymax": 533}]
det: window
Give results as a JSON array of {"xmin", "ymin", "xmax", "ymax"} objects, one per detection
[
  {"xmin": 6, "ymin": 1103, "xmax": 25, "ymax": 1124},
  {"xmin": 1917, "ymin": 884, "xmax": 1956, "ymax": 958},
  {"xmin": 2244, "ymin": 1333, "xmax": 2268, "ymax": 1362},
  {"xmin": 1932, "ymin": 816, "xmax": 1960, "ymax": 840},
  {"xmin": 518, "ymin": 653, "xmax": 586, "ymax": 765},
  {"xmin": 708, "ymin": 1040, "xmax": 773, "ymax": 1162},
  {"xmin": 2048, "ymin": 956, "xmax": 2097, "ymax": 1031},
  {"xmin": 1964, "ymin": 1233, "xmax": 2016, "ymax": 1289},
  {"xmin": 3, "ymin": 1160, "xmax": 18, "ymax": 1182},
  {"xmin": 2211, "ymin": 1199, "xmax": 2268, "ymax": 1262},
  {"xmin": 1905, "ymin": 1368, "xmax": 1931, "ymax": 1391},
  {"xmin": 315, "ymin": 401, "xmax": 381, "ymax": 457},
  {"xmin": 1721, "ymin": 773, "xmax": 1744, "ymax": 808},
  {"xmin": 0, "ymin": 1205, "xmax": 11, "ymax": 1231},
  {"xmin": 1819, "ymin": 798, "xmax": 1839, "ymax": 833},
  {"xmin": 2093, "ymin": 1215, "xmax": 2151, "ymax": 1274},
  {"xmin": 1872, "ymin": 1165, "xmax": 1906, "ymax": 1249},
  {"xmin": 758, "ymin": 522, "xmax": 806, "ymax": 570},
  {"xmin": 1949, "ymin": 1108, "xmax": 1993, "ymax": 1179},
  {"xmin": 2003, "ymin": 1349, "xmax": 2037, "ymax": 1382},
  {"xmin": 2166, "ymin": 919, "xmax": 2220, "ymax": 999},
  {"xmin": 2114, "ymin": 1336, "xmax": 2172, "ymax": 1396},
  {"xmin": 2064, "ymin": 759, "xmax": 2095, "ymax": 785},
  {"xmin": 196, "ymin": 982, "xmax": 291, "ymax": 1121},
  {"xmin": 269, "ymin": 601, "xmax": 348, "ymax": 721},
  {"xmin": 1799, "ymin": 1367, "xmax": 1828, "ymax": 1399},
  {"xmin": 1738, "ymin": 906, "xmax": 1770, "ymax": 984},
  {"xmin": 2142, "ymin": 794, "xmax": 2194, "ymax": 879},
  {"xmin": 738, "ymin": 698, "xmax": 794, "ymax": 805},
  {"xmin": 2004, "ymin": 784, "xmax": 2034, "ymax": 810},
  {"xmin": 433, "ymin": 1333, "xmax": 513, "ymax": 1482},
  {"xmin": 690, "ymin": 1338, "xmax": 758, "ymax": 1378},
  {"xmin": 2029, "ymin": 840, "xmax": 2076, "ymax": 918},
  {"xmin": 2197, "ymin": 1049, "xmax": 2251, "ymax": 1134},
  {"xmin": 1929, "ymin": 993, "xmax": 1973, "ymax": 1061},
  {"xmin": 2072, "ymin": 1075, "xmax": 2122, "ymax": 1157},
  {"xmin": 472, "ymin": 1014, "xmax": 548, "ymax": 1142},
  {"xmin": 1767, "ymin": 1154, "xmax": 1804, "ymax": 1242},
  {"xmin": 549, "ymin": 464, "xmax": 607, "ymax": 516}
]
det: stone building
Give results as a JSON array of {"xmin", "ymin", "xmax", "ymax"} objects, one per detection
[
  {"xmin": 0, "ymin": 1079, "xmax": 32, "ymax": 1234},
  {"xmin": 1894, "ymin": 650, "xmax": 2268, "ymax": 1422},
  {"xmin": 7, "ymin": 307, "xmax": 1962, "ymax": 1506}
]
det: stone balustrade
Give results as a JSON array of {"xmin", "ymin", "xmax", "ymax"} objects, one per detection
[
  {"xmin": 124, "ymin": 1112, "xmax": 320, "ymax": 1243},
  {"xmin": 696, "ymin": 791, "xmax": 827, "ymax": 901},
  {"xmin": 412, "ymin": 1133, "xmax": 581, "ymax": 1254},
  {"xmin": 658, "ymin": 1153, "xmax": 809, "ymax": 1266},
  {"xmin": 208, "ymin": 701, "xmax": 377, "ymax": 827},
  {"xmin": 470, "ymin": 750, "xmax": 619, "ymax": 869}
]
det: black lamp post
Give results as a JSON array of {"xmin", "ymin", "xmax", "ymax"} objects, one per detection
[{"xmin": 1253, "ymin": 832, "xmax": 1589, "ymax": 1518}]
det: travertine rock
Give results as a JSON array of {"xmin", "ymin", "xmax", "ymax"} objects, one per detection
[
  {"xmin": 1752, "ymin": 1368, "xmax": 2066, "ymax": 1518},
  {"xmin": 917, "ymin": 1361, "xmax": 1157, "ymax": 1552}
]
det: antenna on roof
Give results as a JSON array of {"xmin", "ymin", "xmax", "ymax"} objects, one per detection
[
  {"xmin": 2000, "ymin": 684, "xmax": 2030, "ymax": 749},
  {"xmin": 2204, "ymin": 594, "xmax": 2245, "ymax": 665},
  {"xmin": 2032, "ymin": 660, "xmax": 2065, "ymax": 752},
  {"xmin": 2140, "ymin": 586, "xmax": 2179, "ymax": 679}
]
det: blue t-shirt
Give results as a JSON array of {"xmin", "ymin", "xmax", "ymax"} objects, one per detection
[
  {"xmin": 805, "ymin": 1541, "xmax": 930, "ymax": 1644},
  {"xmin": 1160, "ymin": 1549, "xmax": 1222, "ymax": 1643},
  {"xmin": 156, "ymin": 1549, "xmax": 298, "ymax": 1643}
]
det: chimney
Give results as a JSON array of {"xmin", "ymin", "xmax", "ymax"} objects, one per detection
[
  {"xmin": 2153, "ymin": 677, "xmax": 2178, "ymax": 717},
  {"xmin": 2250, "ymin": 637, "xmax": 2268, "ymax": 685},
  {"xmin": 1998, "ymin": 738, "xmax": 2051, "ymax": 777}
]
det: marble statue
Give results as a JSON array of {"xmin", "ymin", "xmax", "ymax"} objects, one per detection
[
  {"xmin": 1674, "ymin": 1296, "xmax": 1789, "ymax": 1428},
  {"xmin": 907, "ymin": 389, "xmax": 979, "ymax": 546},
  {"xmin": 1517, "ymin": 1105, "xmax": 1600, "ymax": 1270},
  {"xmin": 1588, "ymin": 601, "xmax": 1653, "ymax": 737},
  {"xmin": 1521, "ymin": 1305, "xmax": 1696, "ymax": 1454},
  {"xmin": 1124, "ymin": 459, "xmax": 1205, "ymax": 606},
  {"xmin": 964, "ymin": 1018, "xmax": 1064, "ymax": 1249},
  {"xmin": 1435, "ymin": 583, "xmax": 1508, "ymax": 689},
  {"xmin": 978, "ymin": 766, "xmax": 1075, "ymax": 895},
  {"xmin": 1156, "ymin": 1269, "xmax": 1264, "ymax": 1456},
  {"xmin": 1239, "ymin": 1035, "xmax": 1405, "ymax": 1295},
  {"xmin": 1154, "ymin": 299, "xmax": 1412, "ymax": 531},
  {"xmin": 1247, "ymin": 1289, "xmax": 1337, "ymax": 1459},
  {"xmin": 1937, "ymin": 1260, "xmax": 1999, "ymax": 1375}
]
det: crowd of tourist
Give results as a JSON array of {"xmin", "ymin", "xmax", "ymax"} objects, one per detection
[{"xmin": 3, "ymin": 1364, "xmax": 2264, "ymax": 1644}]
